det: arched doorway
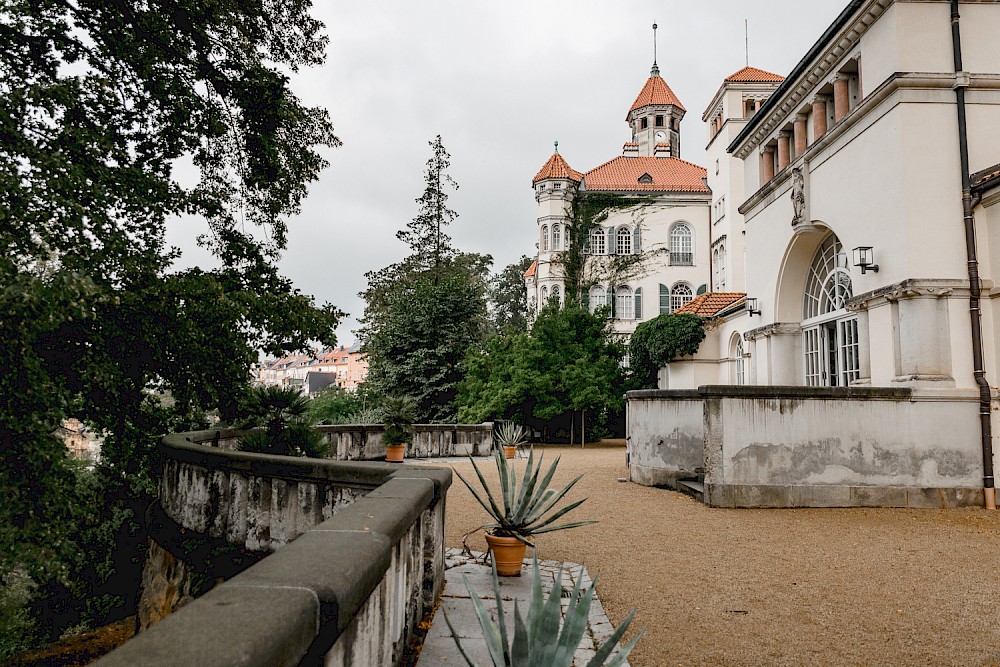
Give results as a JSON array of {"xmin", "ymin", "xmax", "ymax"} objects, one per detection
[{"xmin": 802, "ymin": 233, "xmax": 859, "ymax": 386}]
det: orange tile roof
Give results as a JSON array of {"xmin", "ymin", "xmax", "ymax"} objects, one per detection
[
  {"xmin": 972, "ymin": 163, "xmax": 1000, "ymax": 192},
  {"xmin": 724, "ymin": 66, "xmax": 784, "ymax": 83},
  {"xmin": 523, "ymin": 259, "xmax": 537, "ymax": 278},
  {"xmin": 674, "ymin": 292, "xmax": 746, "ymax": 317},
  {"xmin": 628, "ymin": 74, "xmax": 685, "ymax": 116},
  {"xmin": 582, "ymin": 156, "xmax": 709, "ymax": 193},
  {"xmin": 532, "ymin": 152, "xmax": 583, "ymax": 185}
]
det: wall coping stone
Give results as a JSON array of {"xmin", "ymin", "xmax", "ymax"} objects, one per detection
[{"xmin": 627, "ymin": 385, "xmax": 912, "ymax": 401}]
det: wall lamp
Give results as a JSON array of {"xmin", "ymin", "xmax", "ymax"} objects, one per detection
[
  {"xmin": 746, "ymin": 297, "xmax": 761, "ymax": 317},
  {"xmin": 852, "ymin": 246, "xmax": 879, "ymax": 274}
]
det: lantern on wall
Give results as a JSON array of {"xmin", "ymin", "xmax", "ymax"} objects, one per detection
[{"xmin": 852, "ymin": 246, "xmax": 879, "ymax": 274}]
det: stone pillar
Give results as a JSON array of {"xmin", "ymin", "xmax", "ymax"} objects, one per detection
[
  {"xmin": 833, "ymin": 74, "xmax": 850, "ymax": 122},
  {"xmin": 761, "ymin": 147, "xmax": 775, "ymax": 183},
  {"xmin": 892, "ymin": 288, "xmax": 955, "ymax": 384},
  {"xmin": 793, "ymin": 113, "xmax": 808, "ymax": 157},
  {"xmin": 777, "ymin": 131, "xmax": 791, "ymax": 172},
  {"xmin": 812, "ymin": 96, "xmax": 828, "ymax": 138}
]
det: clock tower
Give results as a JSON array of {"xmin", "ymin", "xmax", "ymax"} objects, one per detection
[{"xmin": 626, "ymin": 63, "xmax": 686, "ymax": 158}]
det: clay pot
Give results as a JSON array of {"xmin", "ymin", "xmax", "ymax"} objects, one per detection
[
  {"xmin": 503, "ymin": 445, "xmax": 516, "ymax": 460},
  {"xmin": 485, "ymin": 533, "xmax": 527, "ymax": 576},
  {"xmin": 385, "ymin": 444, "xmax": 405, "ymax": 462}
]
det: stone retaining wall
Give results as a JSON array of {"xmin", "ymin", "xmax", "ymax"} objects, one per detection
[
  {"xmin": 627, "ymin": 385, "xmax": 985, "ymax": 508},
  {"xmin": 97, "ymin": 429, "xmax": 451, "ymax": 666}
]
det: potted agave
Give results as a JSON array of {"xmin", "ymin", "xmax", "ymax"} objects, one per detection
[
  {"xmin": 445, "ymin": 553, "xmax": 642, "ymax": 667},
  {"xmin": 381, "ymin": 395, "xmax": 415, "ymax": 463},
  {"xmin": 494, "ymin": 420, "xmax": 528, "ymax": 460},
  {"xmin": 454, "ymin": 447, "xmax": 595, "ymax": 576}
]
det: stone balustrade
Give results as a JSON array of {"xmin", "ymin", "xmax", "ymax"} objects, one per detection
[{"xmin": 96, "ymin": 428, "xmax": 451, "ymax": 666}]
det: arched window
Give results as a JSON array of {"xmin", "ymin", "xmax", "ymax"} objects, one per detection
[
  {"xmin": 670, "ymin": 282, "xmax": 693, "ymax": 311},
  {"xmin": 541, "ymin": 225, "xmax": 549, "ymax": 251},
  {"xmin": 713, "ymin": 244, "xmax": 727, "ymax": 291},
  {"xmin": 590, "ymin": 228, "xmax": 605, "ymax": 255},
  {"xmin": 802, "ymin": 233, "xmax": 859, "ymax": 387},
  {"xmin": 552, "ymin": 224, "xmax": 561, "ymax": 251},
  {"xmin": 712, "ymin": 248, "xmax": 720, "ymax": 290},
  {"xmin": 616, "ymin": 286, "xmax": 634, "ymax": 320},
  {"xmin": 552, "ymin": 284, "xmax": 561, "ymax": 305},
  {"xmin": 540, "ymin": 285, "xmax": 548, "ymax": 305},
  {"xmin": 670, "ymin": 224, "xmax": 693, "ymax": 265},
  {"xmin": 732, "ymin": 335, "xmax": 746, "ymax": 385},
  {"xmin": 616, "ymin": 226, "xmax": 632, "ymax": 255},
  {"xmin": 589, "ymin": 285, "xmax": 607, "ymax": 314}
]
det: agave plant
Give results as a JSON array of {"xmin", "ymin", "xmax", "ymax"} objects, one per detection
[
  {"xmin": 494, "ymin": 421, "xmax": 530, "ymax": 449},
  {"xmin": 454, "ymin": 447, "xmax": 596, "ymax": 544},
  {"xmin": 444, "ymin": 553, "xmax": 642, "ymax": 667}
]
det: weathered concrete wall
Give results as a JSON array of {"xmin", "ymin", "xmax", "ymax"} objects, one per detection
[
  {"xmin": 627, "ymin": 386, "xmax": 986, "ymax": 508},
  {"xmin": 627, "ymin": 390, "xmax": 704, "ymax": 487},
  {"xmin": 100, "ymin": 429, "xmax": 451, "ymax": 666},
  {"xmin": 211, "ymin": 423, "xmax": 493, "ymax": 460}
]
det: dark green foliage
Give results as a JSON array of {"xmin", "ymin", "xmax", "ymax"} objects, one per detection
[
  {"xmin": 1, "ymin": 0, "xmax": 342, "ymax": 647},
  {"xmin": 456, "ymin": 303, "xmax": 625, "ymax": 427},
  {"xmin": 489, "ymin": 256, "xmax": 534, "ymax": 335},
  {"xmin": 381, "ymin": 395, "xmax": 417, "ymax": 446},
  {"xmin": 396, "ymin": 135, "xmax": 458, "ymax": 282},
  {"xmin": 306, "ymin": 385, "xmax": 380, "ymax": 425},
  {"xmin": 237, "ymin": 386, "xmax": 330, "ymax": 458},
  {"xmin": 0, "ymin": 570, "xmax": 41, "ymax": 660},
  {"xmin": 629, "ymin": 313, "xmax": 707, "ymax": 388}
]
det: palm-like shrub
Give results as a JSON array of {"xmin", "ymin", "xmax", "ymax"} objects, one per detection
[
  {"xmin": 236, "ymin": 385, "xmax": 330, "ymax": 458},
  {"xmin": 445, "ymin": 553, "xmax": 642, "ymax": 667},
  {"xmin": 454, "ymin": 447, "xmax": 595, "ymax": 544},
  {"xmin": 381, "ymin": 395, "xmax": 416, "ymax": 446}
]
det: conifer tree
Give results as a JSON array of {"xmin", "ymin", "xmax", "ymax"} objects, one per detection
[{"xmin": 396, "ymin": 135, "xmax": 458, "ymax": 282}]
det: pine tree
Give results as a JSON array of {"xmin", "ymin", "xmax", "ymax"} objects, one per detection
[{"xmin": 396, "ymin": 135, "xmax": 458, "ymax": 282}]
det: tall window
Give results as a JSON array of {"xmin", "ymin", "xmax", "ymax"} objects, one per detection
[
  {"xmin": 540, "ymin": 285, "xmax": 548, "ymax": 308},
  {"xmin": 590, "ymin": 228, "xmax": 605, "ymax": 255},
  {"xmin": 802, "ymin": 233, "xmax": 860, "ymax": 386},
  {"xmin": 552, "ymin": 284, "xmax": 561, "ymax": 305},
  {"xmin": 589, "ymin": 285, "xmax": 607, "ymax": 314},
  {"xmin": 616, "ymin": 286, "xmax": 634, "ymax": 320},
  {"xmin": 659, "ymin": 284, "xmax": 670, "ymax": 314},
  {"xmin": 670, "ymin": 224, "xmax": 693, "ymax": 265},
  {"xmin": 541, "ymin": 225, "xmax": 549, "ymax": 251},
  {"xmin": 616, "ymin": 226, "xmax": 632, "ymax": 255},
  {"xmin": 733, "ymin": 336, "xmax": 746, "ymax": 385},
  {"xmin": 713, "ymin": 244, "xmax": 727, "ymax": 291},
  {"xmin": 670, "ymin": 282, "xmax": 693, "ymax": 312},
  {"xmin": 552, "ymin": 224, "xmax": 561, "ymax": 251}
]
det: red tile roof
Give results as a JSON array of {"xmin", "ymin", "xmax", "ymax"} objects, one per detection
[
  {"xmin": 523, "ymin": 259, "xmax": 537, "ymax": 278},
  {"xmin": 532, "ymin": 152, "xmax": 583, "ymax": 185},
  {"xmin": 582, "ymin": 156, "xmax": 709, "ymax": 193},
  {"xmin": 628, "ymin": 75, "xmax": 685, "ymax": 116},
  {"xmin": 972, "ymin": 163, "xmax": 1000, "ymax": 193},
  {"xmin": 724, "ymin": 66, "xmax": 784, "ymax": 83},
  {"xmin": 674, "ymin": 292, "xmax": 746, "ymax": 317}
]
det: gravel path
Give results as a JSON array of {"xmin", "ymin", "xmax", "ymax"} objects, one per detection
[{"xmin": 435, "ymin": 443, "xmax": 1000, "ymax": 666}]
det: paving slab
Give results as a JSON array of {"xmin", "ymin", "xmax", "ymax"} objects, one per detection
[{"xmin": 417, "ymin": 548, "xmax": 631, "ymax": 667}]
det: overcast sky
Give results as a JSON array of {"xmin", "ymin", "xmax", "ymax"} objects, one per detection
[{"xmin": 166, "ymin": 0, "xmax": 847, "ymax": 345}]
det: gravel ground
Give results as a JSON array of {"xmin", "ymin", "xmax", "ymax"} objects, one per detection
[{"xmin": 434, "ymin": 443, "xmax": 1000, "ymax": 667}]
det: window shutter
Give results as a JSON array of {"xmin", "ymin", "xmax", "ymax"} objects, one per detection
[
  {"xmin": 606, "ymin": 227, "xmax": 616, "ymax": 255},
  {"xmin": 697, "ymin": 284, "xmax": 708, "ymax": 295},
  {"xmin": 633, "ymin": 226, "xmax": 642, "ymax": 254},
  {"xmin": 582, "ymin": 229, "xmax": 591, "ymax": 254},
  {"xmin": 607, "ymin": 286, "xmax": 615, "ymax": 318},
  {"xmin": 659, "ymin": 284, "xmax": 670, "ymax": 314},
  {"xmin": 634, "ymin": 287, "xmax": 643, "ymax": 319}
]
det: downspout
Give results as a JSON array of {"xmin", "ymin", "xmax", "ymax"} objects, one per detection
[{"xmin": 950, "ymin": 0, "xmax": 996, "ymax": 509}]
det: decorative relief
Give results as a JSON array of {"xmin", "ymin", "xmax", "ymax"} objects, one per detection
[{"xmin": 791, "ymin": 167, "xmax": 806, "ymax": 226}]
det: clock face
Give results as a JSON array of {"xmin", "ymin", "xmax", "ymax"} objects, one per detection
[{"xmin": 654, "ymin": 130, "xmax": 667, "ymax": 142}]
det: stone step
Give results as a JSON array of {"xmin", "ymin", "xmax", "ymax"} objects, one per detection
[{"xmin": 676, "ymin": 479, "xmax": 705, "ymax": 502}]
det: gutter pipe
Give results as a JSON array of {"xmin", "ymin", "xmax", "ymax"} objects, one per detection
[{"xmin": 950, "ymin": 0, "xmax": 996, "ymax": 509}]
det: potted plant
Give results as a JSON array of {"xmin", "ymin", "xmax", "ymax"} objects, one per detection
[
  {"xmin": 381, "ymin": 395, "xmax": 415, "ymax": 463},
  {"xmin": 236, "ymin": 385, "xmax": 330, "ymax": 458},
  {"xmin": 444, "ymin": 553, "xmax": 642, "ymax": 666},
  {"xmin": 494, "ymin": 420, "xmax": 528, "ymax": 459},
  {"xmin": 453, "ymin": 447, "xmax": 596, "ymax": 576}
]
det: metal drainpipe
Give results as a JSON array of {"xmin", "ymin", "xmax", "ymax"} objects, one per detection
[{"xmin": 950, "ymin": 0, "xmax": 996, "ymax": 509}]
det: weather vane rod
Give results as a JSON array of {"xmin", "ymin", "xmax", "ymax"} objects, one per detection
[
  {"xmin": 652, "ymin": 22, "xmax": 658, "ymax": 66},
  {"xmin": 745, "ymin": 19, "xmax": 749, "ymax": 67}
]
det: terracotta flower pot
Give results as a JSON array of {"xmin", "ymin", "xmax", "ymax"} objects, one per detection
[
  {"xmin": 385, "ymin": 444, "xmax": 405, "ymax": 462},
  {"xmin": 485, "ymin": 533, "xmax": 527, "ymax": 576},
  {"xmin": 503, "ymin": 445, "xmax": 516, "ymax": 460}
]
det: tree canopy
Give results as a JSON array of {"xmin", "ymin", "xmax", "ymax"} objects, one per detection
[
  {"xmin": 0, "ymin": 0, "xmax": 342, "ymax": 634},
  {"xmin": 489, "ymin": 255, "xmax": 534, "ymax": 335},
  {"xmin": 629, "ymin": 313, "xmax": 707, "ymax": 388}
]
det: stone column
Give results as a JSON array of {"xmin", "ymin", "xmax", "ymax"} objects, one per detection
[
  {"xmin": 793, "ymin": 112, "xmax": 809, "ymax": 157},
  {"xmin": 892, "ymin": 288, "xmax": 955, "ymax": 385},
  {"xmin": 812, "ymin": 96, "xmax": 828, "ymax": 138},
  {"xmin": 777, "ymin": 131, "xmax": 791, "ymax": 172},
  {"xmin": 833, "ymin": 74, "xmax": 850, "ymax": 122},
  {"xmin": 761, "ymin": 147, "xmax": 776, "ymax": 183}
]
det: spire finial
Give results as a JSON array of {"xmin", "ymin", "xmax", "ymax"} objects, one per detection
[
  {"xmin": 554, "ymin": 140, "xmax": 559, "ymax": 154},
  {"xmin": 651, "ymin": 22, "xmax": 660, "ymax": 77}
]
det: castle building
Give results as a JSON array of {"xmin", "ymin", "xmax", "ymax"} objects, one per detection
[{"xmin": 524, "ymin": 62, "xmax": 712, "ymax": 339}]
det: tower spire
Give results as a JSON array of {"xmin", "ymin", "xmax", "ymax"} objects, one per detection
[
  {"xmin": 651, "ymin": 22, "xmax": 659, "ymax": 77},
  {"xmin": 554, "ymin": 140, "xmax": 559, "ymax": 154}
]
